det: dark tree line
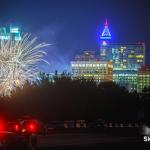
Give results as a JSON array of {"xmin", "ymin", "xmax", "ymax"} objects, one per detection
[
  {"xmin": 139, "ymin": 86, "xmax": 150, "ymax": 126},
  {"xmin": 0, "ymin": 72, "xmax": 147, "ymax": 123}
]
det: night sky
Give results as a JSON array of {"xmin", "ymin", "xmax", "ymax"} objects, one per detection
[{"xmin": 0, "ymin": 0, "xmax": 150, "ymax": 72}]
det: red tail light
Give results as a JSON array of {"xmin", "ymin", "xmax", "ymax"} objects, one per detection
[
  {"xmin": 14, "ymin": 124, "xmax": 20, "ymax": 131},
  {"xmin": 27, "ymin": 123, "xmax": 37, "ymax": 133},
  {"xmin": 0, "ymin": 120, "xmax": 5, "ymax": 131}
]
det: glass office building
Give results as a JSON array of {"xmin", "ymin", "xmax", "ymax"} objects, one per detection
[
  {"xmin": 137, "ymin": 66, "xmax": 150, "ymax": 93},
  {"xmin": 0, "ymin": 26, "xmax": 21, "ymax": 41}
]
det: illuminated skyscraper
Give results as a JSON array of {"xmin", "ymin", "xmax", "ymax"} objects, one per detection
[
  {"xmin": 74, "ymin": 51, "xmax": 99, "ymax": 61},
  {"xmin": 71, "ymin": 60, "xmax": 113, "ymax": 82},
  {"xmin": 99, "ymin": 20, "xmax": 145, "ymax": 91},
  {"xmin": 70, "ymin": 20, "xmax": 146, "ymax": 92},
  {"xmin": 113, "ymin": 70, "xmax": 138, "ymax": 91},
  {"xmin": 100, "ymin": 20, "xmax": 145, "ymax": 70},
  {"xmin": 100, "ymin": 19, "xmax": 112, "ymax": 61},
  {"xmin": 111, "ymin": 43, "xmax": 145, "ymax": 71},
  {"xmin": 71, "ymin": 51, "xmax": 113, "ymax": 82},
  {"xmin": 137, "ymin": 66, "xmax": 150, "ymax": 93},
  {"xmin": 111, "ymin": 43, "xmax": 145, "ymax": 91},
  {"xmin": 0, "ymin": 26, "xmax": 21, "ymax": 41}
]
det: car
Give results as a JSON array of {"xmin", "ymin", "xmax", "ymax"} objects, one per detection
[
  {"xmin": 8, "ymin": 119, "xmax": 39, "ymax": 135},
  {"xmin": 0, "ymin": 131, "xmax": 29, "ymax": 150}
]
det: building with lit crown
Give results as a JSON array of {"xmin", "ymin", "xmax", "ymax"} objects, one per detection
[
  {"xmin": 100, "ymin": 19, "xmax": 112, "ymax": 61},
  {"xmin": 71, "ymin": 20, "xmax": 146, "ymax": 92},
  {"xmin": 99, "ymin": 20, "xmax": 145, "ymax": 91},
  {"xmin": 100, "ymin": 20, "xmax": 145, "ymax": 70}
]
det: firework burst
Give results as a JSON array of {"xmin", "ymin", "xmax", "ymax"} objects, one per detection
[{"xmin": 0, "ymin": 34, "xmax": 49, "ymax": 96}]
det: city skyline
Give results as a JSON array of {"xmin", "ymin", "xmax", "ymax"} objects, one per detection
[
  {"xmin": 0, "ymin": 0, "xmax": 150, "ymax": 72},
  {"xmin": 0, "ymin": 1, "xmax": 150, "ymax": 148}
]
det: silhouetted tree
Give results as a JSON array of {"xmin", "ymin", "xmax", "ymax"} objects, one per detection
[{"xmin": 0, "ymin": 73, "xmax": 140, "ymax": 123}]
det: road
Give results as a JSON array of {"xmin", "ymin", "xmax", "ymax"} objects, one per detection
[{"xmin": 36, "ymin": 132, "xmax": 148, "ymax": 149}]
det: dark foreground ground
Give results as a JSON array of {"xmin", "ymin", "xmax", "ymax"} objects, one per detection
[
  {"xmin": 37, "ymin": 143, "xmax": 150, "ymax": 150},
  {"xmin": 36, "ymin": 129, "xmax": 150, "ymax": 149}
]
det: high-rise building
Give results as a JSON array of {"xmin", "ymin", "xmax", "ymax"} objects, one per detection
[
  {"xmin": 74, "ymin": 51, "xmax": 99, "ymax": 61},
  {"xmin": 70, "ymin": 20, "xmax": 146, "ymax": 92},
  {"xmin": 71, "ymin": 60, "xmax": 113, "ymax": 82},
  {"xmin": 0, "ymin": 26, "xmax": 21, "ymax": 41},
  {"xmin": 137, "ymin": 66, "xmax": 150, "ymax": 93},
  {"xmin": 100, "ymin": 21, "xmax": 145, "ymax": 70},
  {"xmin": 113, "ymin": 70, "xmax": 138, "ymax": 91},
  {"xmin": 99, "ymin": 20, "xmax": 145, "ymax": 91},
  {"xmin": 111, "ymin": 43, "xmax": 145, "ymax": 71},
  {"xmin": 71, "ymin": 51, "xmax": 112, "ymax": 82},
  {"xmin": 110, "ymin": 43, "xmax": 145, "ymax": 91},
  {"xmin": 100, "ymin": 19, "xmax": 112, "ymax": 61}
]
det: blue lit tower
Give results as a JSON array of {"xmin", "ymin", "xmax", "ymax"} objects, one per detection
[
  {"xmin": 100, "ymin": 19, "xmax": 112, "ymax": 61},
  {"xmin": 100, "ymin": 19, "xmax": 111, "ymax": 41}
]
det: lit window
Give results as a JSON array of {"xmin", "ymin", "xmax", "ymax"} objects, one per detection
[
  {"xmin": 137, "ymin": 60, "xmax": 143, "ymax": 62},
  {"xmin": 103, "ymin": 64, "xmax": 106, "ymax": 67},
  {"xmin": 10, "ymin": 27, "xmax": 19, "ymax": 33},
  {"xmin": 102, "ymin": 41, "xmax": 107, "ymax": 46},
  {"xmin": 82, "ymin": 64, "xmax": 85, "ymax": 67}
]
